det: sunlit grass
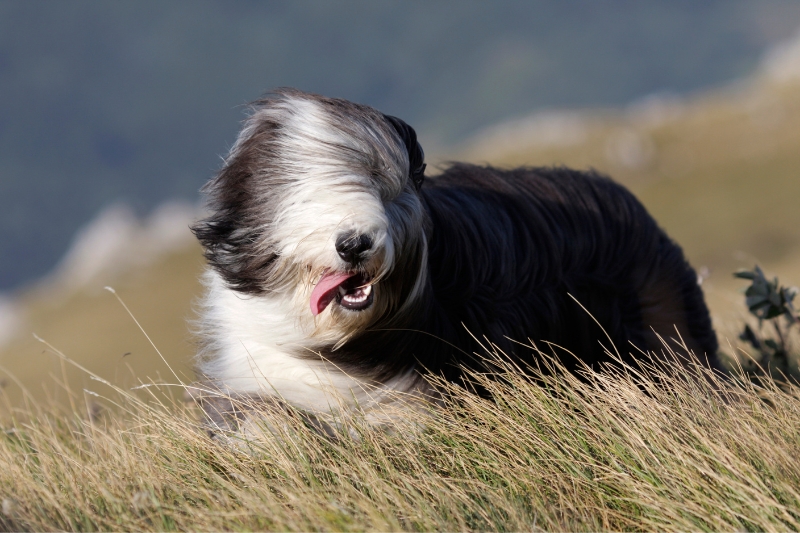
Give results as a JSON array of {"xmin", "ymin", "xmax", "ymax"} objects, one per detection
[{"xmin": 2, "ymin": 338, "xmax": 800, "ymax": 532}]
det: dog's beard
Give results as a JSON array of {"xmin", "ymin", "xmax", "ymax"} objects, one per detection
[
  {"xmin": 296, "ymin": 258, "xmax": 389, "ymax": 349},
  {"xmin": 280, "ymin": 229, "xmax": 427, "ymax": 351}
]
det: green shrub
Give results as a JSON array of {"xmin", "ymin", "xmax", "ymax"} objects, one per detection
[{"xmin": 734, "ymin": 265, "xmax": 799, "ymax": 380}]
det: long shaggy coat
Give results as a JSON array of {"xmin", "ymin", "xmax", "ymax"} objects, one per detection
[{"xmin": 192, "ymin": 88, "xmax": 720, "ymax": 426}]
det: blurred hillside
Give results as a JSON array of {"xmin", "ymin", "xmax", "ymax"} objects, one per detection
[
  {"xmin": 0, "ymin": 205, "xmax": 203, "ymax": 407},
  {"xmin": 1, "ymin": 25, "xmax": 800, "ymax": 408},
  {"xmin": 2, "ymin": 1, "xmax": 800, "ymax": 291}
]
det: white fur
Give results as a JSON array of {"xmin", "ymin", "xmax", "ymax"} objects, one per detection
[
  {"xmin": 197, "ymin": 270, "xmax": 417, "ymax": 413},
  {"xmin": 194, "ymin": 91, "xmax": 431, "ymax": 425}
]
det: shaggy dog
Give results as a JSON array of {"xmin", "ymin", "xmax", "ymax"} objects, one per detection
[{"xmin": 192, "ymin": 88, "xmax": 720, "ymax": 428}]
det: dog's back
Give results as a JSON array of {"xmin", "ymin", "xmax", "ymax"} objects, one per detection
[{"xmin": 417, "ymin": 163, "xmax": 720, "ymax": 375}]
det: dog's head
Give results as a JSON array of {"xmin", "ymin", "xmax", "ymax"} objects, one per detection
[{"xmin": 193, "ymin": 88, "xmax": 428, "ymax": 346}]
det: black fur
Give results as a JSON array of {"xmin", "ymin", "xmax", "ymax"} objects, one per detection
[
  {"xmin": 191, "ymin": 114, "xmax": 282, "ymax": 295},
  {"xmin": 383, "ymin": 114, "xmax": 426, "ymax": 190},
  {"xmin": 326, "ymin": 163, "xmax": 721, "ymax": 382}
]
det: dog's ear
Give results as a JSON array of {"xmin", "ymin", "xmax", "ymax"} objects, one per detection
[{"xmin": 383, "ymin": 114, "xmax": 426, "ymax": 191}]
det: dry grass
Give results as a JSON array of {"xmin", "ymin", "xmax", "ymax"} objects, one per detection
[{"xmin": 2, "ymin": 338, "xmax": 800, "ymax": 532}]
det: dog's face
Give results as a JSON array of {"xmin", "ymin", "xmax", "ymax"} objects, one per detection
[{"xmin": 194, "ymin": 89, "xmax": 428, "ymax": 347}]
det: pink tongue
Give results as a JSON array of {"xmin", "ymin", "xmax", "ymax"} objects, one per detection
[{"xmin": 310, "ymin": 272, "xmax": 357, "ymax": 315}]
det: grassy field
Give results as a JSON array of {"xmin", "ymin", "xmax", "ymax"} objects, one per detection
[{"xmin": 2, "ymin": 346, "xmax": 800, "ymax": 531}]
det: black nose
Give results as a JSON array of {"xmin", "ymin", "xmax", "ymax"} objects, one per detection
[{"xmin": 335, "ymin": 233, "xmax": 373, "ymax": 265}]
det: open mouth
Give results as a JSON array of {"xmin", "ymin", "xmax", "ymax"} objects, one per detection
[{"xmin": 310, "ymin": 271, "xmax": 374, "ymax": 315}]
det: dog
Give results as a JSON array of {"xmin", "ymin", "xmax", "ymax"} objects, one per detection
[{"xmin": 192, "ymin": 88, "xmax": 721, "ymax": 430}]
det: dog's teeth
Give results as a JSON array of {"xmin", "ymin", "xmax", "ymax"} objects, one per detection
[
  {"xmin": 342, "ymin": 287, "xmax": 372, "ymax": 304},
  {"xmin": 334, "ymin": 276, "xmax": 373, "ymax": 309}
]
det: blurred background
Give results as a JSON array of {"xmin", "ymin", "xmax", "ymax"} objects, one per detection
[{"xmin": 1, "ymin": 0, "xmax": 800, "ymax": 406}]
